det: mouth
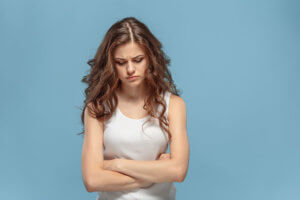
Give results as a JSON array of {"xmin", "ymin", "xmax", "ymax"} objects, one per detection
[{"xmin": 126, "ymin": 76, "xmax": 139, "ymax": 80}]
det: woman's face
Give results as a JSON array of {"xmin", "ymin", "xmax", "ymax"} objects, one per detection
[{"xmin": 113, "ymin": 42, "xmax": 148, "ymax": 87}]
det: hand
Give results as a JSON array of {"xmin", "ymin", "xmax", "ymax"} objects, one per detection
[{"xmin": 158, "ymin": 153, "xmax": 171, "ymax": 160}]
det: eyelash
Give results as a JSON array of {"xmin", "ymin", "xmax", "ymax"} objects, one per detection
[{"xmin": 116, "ymin": 59, "xmax": 143, "ymax": 66}]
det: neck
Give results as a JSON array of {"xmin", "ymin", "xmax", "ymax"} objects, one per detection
[{"xmin": 117, "ymin": 82, "xmax": 147, "ymax": 103}]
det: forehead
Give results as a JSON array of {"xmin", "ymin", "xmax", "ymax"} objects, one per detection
[{"xmin": 114, "ymin": 42, "xmax": 145, "ymax": 59}]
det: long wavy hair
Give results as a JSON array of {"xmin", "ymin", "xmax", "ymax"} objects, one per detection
[{"xmin": 78, "ymin": 17, "xmax": 181, "ymax": 141}]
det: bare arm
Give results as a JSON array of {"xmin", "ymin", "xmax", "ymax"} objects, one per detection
[
  {"xmin": 81, "ymin": 104, "xmax": 153, "ymax": 193},
  {"xmin": 91, "ymin": 154, "xmax": 170, "ymax": 192},
  {"xmin": 113, "ymin": 158, "xmax": 179, "ymax": 183},
  {"xmin": 105, "ymin": 95, "xmax": 190, "ymax": 183},
  {"xmin": 86, "ymin": 167, "xmax": 153, "ymax": 192}
]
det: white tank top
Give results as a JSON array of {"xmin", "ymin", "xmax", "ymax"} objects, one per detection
[{"xmin": 96, "ymin": 90, "xmax": 176, "ymax": 200}]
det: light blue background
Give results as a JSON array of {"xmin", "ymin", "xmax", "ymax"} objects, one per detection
[{"xmin": 1, "ymin": 0, "xmax": 299, "ymax": 199}]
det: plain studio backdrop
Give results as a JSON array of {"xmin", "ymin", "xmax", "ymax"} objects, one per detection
[{"xmin": 0, "ymin": 0, "xmax": 299, "ymax": 199}]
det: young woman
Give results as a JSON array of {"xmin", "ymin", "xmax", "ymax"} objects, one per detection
[{"xmin": 80, "ymin": 17, "xmax": 189, "ymax": 200}]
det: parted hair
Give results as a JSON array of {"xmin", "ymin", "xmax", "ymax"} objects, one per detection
[{"xmin": 78, "ymin": 17, "xmax": 181, "ymax": 141}]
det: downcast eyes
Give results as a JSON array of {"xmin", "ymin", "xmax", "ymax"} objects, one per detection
[{"xmin": 116, "ymin": 58, "xmax": 144, "ymax": 66}]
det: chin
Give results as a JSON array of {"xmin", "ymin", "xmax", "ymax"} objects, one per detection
[{"xmin": 123, "ymin": 79, "xmax": 145, "ymax": 86}]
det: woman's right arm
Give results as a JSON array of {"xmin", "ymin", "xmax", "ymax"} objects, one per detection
[{"xmin": 81, "ymin": 105, "xmax": 153, "ymax": 192}]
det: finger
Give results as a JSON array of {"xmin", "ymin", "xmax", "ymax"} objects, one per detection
[{"xmin": 163, "ymin": 155, "xmax": 171, "ymax": 159}]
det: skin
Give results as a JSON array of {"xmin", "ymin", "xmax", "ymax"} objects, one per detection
[
  {"xmin": 81, "ymin": 41, "xmax": 189, "ymax": 192},
  {"xmin": 114, "ymin": 41, "xmax": 149, "ymax": 119},
  {"xmin": 102, "ymin": 41, "xmax": 190, "ymax": 183}
]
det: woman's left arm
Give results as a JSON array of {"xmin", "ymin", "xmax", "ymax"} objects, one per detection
[{"xmin": 104, "ymin": 95, "xmax": 190, "ymax": 183}]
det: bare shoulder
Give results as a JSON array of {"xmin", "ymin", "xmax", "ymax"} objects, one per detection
[
  {"xmin": 168, "ymin": 93, "xmax": 187, "ymax": 120},
  {"xmin": 84, "ymin": 102, "xmax": 104, "ymax": 129},
  {"xmin": 81, "ymin": 102, "xmax": 106, "ymax": 192}
]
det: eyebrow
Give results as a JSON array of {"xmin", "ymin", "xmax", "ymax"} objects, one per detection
[{"xmin": 114, "ymin": 55, "xmax": 144, "ymax": 60}]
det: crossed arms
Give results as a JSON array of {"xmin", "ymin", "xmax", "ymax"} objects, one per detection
[{"xmin": 82, "ymin": 95, "xmax": 189, "ymax": 192}]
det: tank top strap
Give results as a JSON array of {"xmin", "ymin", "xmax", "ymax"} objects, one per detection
[
  {"xmin": 158, "ymin": 90, "xmax": 171, "ymax": 119},
  {"xmin": 164, "ymin": 90, "xmax": 171, "ymax": 119}
]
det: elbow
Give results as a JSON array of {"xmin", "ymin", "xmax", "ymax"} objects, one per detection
[
  {"xmin": 86, "ymin": 183, "xmax": 95, "ymax": 193},
  {"xmin": 176, "ymin": 174, "xmax": 185, "ymax": 183},
  {"xmin": 82, "ymin": 164, "xmax": 107, "ymax": 192},
  {"xmin": 83, "ymin": 167, "xmax": 106, "ymax": 192},
  {"xmin": 84, "ymin": 177, "xmax": 95, "ymax": 193},
  {"xmin": 84, "ymin": 175, "xmax": 103, "ymax": 193},
  {"xmin": 86, "ymin": 185, "xmax": 94, "ymax": 193},
  {"xmin": 175, "ymin": 166, "xmax": 187, "ymax": 183}
]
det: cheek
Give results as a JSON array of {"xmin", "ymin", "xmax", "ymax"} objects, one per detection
[
  {"xmin": 140, "ymin": 61, "xmax": 148, "ymax": 72},
  {"xmin": 115, "ymin": 68, "xmax": 124, "ymax": 78}
]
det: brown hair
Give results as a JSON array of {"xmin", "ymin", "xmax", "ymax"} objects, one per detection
[{"xmin": 78, "ymin": 17, "xmax": 181, "ymax": 141}]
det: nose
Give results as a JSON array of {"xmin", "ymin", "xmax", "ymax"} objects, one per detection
[{"xmin": 126, "ymin": 61, "xmax": 135, "ymax": 75}]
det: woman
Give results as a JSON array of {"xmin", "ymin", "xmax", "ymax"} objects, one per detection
[{"xmin": 80, "ymin": 17, "xmax": 189, "ymax": 200}]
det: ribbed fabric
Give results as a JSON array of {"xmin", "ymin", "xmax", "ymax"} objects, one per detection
[{"xmin": 96, "ymin": 90, "xmax": 176, "ymax": 200}]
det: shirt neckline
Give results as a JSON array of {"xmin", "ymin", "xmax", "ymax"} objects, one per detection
[{"xmin": 116, "ymin": 106, "xmax": 149, "ymax": 122}]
